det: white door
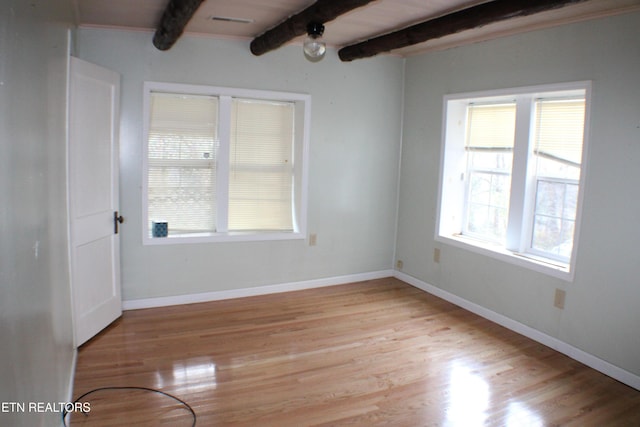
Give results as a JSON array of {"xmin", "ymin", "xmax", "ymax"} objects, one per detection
[{"xmin": 69, "ymin": 57, "xmax": 122, "ymax": 346}]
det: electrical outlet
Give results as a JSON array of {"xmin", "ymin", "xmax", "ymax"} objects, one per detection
[
  {"xmin": 554, "ymin": 289, "xmax": 566, "ymax": 309},
  {"xmin": 308, "ymin": 233, "xmax": 317, "ymax": 246},
  {"xmin": 433, "ymin": 248, "xmax": 441, "ymax": 263},
  {"xmin": 396, "ymin": 260, "xmax": 403, "ymax": 270}
]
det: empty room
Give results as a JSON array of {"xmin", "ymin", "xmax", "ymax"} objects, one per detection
[{"xmin": 1, "ymin": 0, "xmax": 640, "ymax": 426}]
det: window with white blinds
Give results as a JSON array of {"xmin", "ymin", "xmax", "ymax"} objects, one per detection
[
  {"xmin": 464, "ymin": 103, "xmax": 516, "ymax": 243},
  {"xmin": 438, "ymin": 82, "xmax": 590, "ymax": 280},
  {"xmin": 530, "ymin": 98, "xmax": 586, "ymax": 260},
  {"xmin": 143, "ymin": 82, "xmax": 310, "ymax": 243},
  {"xmin": 229, "ymin": 99, "xmax": 294, "ymax": 231},
  {"xmin": 148, "ymin": 93, "xmax": 219, "ymax": 234}
]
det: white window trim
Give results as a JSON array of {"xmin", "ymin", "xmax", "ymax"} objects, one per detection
[
  {"xmin": 435, "ymin": 81, "xmax": 592, "ymax": 281},
  {"xmin": 142, "ymin": 81, "xmax": 311, "ymax": 245}
]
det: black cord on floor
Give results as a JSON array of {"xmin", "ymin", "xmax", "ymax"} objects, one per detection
[{"xmin": 61, "ymin": 386, "xmax": 196, "ymax": 426}]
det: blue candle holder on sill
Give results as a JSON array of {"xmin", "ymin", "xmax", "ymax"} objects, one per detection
[{"xmin": 152, "ymin": 221, "xmax": 168, "ymax": 238}]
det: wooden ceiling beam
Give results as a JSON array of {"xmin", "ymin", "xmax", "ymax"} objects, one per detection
[
  {"xmin": 250, "ymin": 0, "xmax": 376, "ymax": 56},
  {"xmin": 338, "ymin": 0, "xmax": 588, "ymax": 61},
  {"xmin": 153, "ymin": 0, "xmax": 205, "ymax": 51}
]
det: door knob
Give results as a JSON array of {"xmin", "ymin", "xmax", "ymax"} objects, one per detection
[{"xmin": 114, "ymin": 211, "xmax": 124, "ymax": 234}]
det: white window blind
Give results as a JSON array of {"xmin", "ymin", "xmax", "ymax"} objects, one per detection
[
  {"xmin": 534, "ymin": 99, "xmax": 586, "ymax": 168},
  {"xmin": 466, "ymin": 103, "xmax": 517, "ymax": 149},
  {"xmin": 147, "ymin": 92, "xmax": 219, "ymax": 235},
  {"xmin": 229, "ymin": 99, "xmax": 294, "ymax": 231}
]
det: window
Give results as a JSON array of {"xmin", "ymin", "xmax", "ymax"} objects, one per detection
[
  {"xmin": 143, "ymin": 82, "xmax": 310, "ymax": 244},
  {"xmin": 437, "ymin": 82, "xmax": 590, "ymax": 279},
  {"xmin": 464, "ymin": 102, "xmax": 516, "ymax": 243}
]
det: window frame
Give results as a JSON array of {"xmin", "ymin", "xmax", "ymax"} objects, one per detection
[
  {"xmin": 436, "ymin": 81, "xmax": 591, "ymax": 281},
  {"xmin": 142, "ymin": 81, "xmax": 311, "ymax": 245}
]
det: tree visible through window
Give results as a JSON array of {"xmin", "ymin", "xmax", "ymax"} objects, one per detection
[
  {"xmin": 464, "ymin": 103, "xmax": 516, "ymax": 243},
  {"xmin": 530, "ymin": 98, "xmax": 585, "ymax": 259},
  {"xmin": 437, "ymin": 82, "xmax": 590, "ymax": 278}
]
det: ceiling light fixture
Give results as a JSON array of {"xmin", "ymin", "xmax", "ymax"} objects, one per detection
[{"xmin": 303, "ymin": 22, "xmax": 326, "ymax": 62}]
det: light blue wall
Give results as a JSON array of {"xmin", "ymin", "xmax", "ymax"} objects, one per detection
[
  {"xmin": 76, "ymin": 29, "xmax": 404, "ymax": 300},
  {"xmin": 396, "ymin": 12, "xmax": 640, "ymax": 376},
  {"xmin": 0, "ymin": 1, "xmax": 75, "ymax": 426}
]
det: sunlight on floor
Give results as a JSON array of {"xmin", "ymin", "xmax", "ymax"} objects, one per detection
[
  {"xmin": 153, "ymin": 358, "xmax": 218, "ymax": 391},
  {"xmin": 446, "ymin": 362, "xmax": 490, "ymax": 426},
  {"xmin": 506, "ymin": 401, "xmax": 543, "ymax": 427}
]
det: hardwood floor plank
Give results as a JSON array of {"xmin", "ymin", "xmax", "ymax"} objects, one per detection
[{"xmin": 69, "ymin": 278, "xmax": 640, "ymax": 426}]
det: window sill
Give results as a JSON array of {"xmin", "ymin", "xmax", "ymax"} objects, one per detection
[
  {"xmin": 436, "ymin": 234, "xmax": 574, "ymax": 282},
  {"xmin": 143, "ymin": 231, "xmax": 305, "ymax": 246}
]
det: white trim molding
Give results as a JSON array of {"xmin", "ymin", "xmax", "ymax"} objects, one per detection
[
  {"xmin": 394, "ymin": 270, "xmax": 640, "ymax": 391},
  {"xmin": 122, "ymin": 270, "xmax": 394, "ymax": 311}
]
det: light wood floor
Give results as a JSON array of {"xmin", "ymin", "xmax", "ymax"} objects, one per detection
[{"xmin": 70, "ymin": 278, "xmax": 640, "ymax": 426}]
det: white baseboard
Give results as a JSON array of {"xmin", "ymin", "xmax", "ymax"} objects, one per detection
[
  {"xmin": 394, "ymin": 270, "xmax": 640, "ymax": 391},
  {"xmin": 122, "ymin": 270, "xmax": 394, "ymax": 311}
]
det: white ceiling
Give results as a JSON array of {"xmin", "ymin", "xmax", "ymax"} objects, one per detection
[{"xmin": 75, "ymin": 0, "xmax": 640, "ymax": 57}]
